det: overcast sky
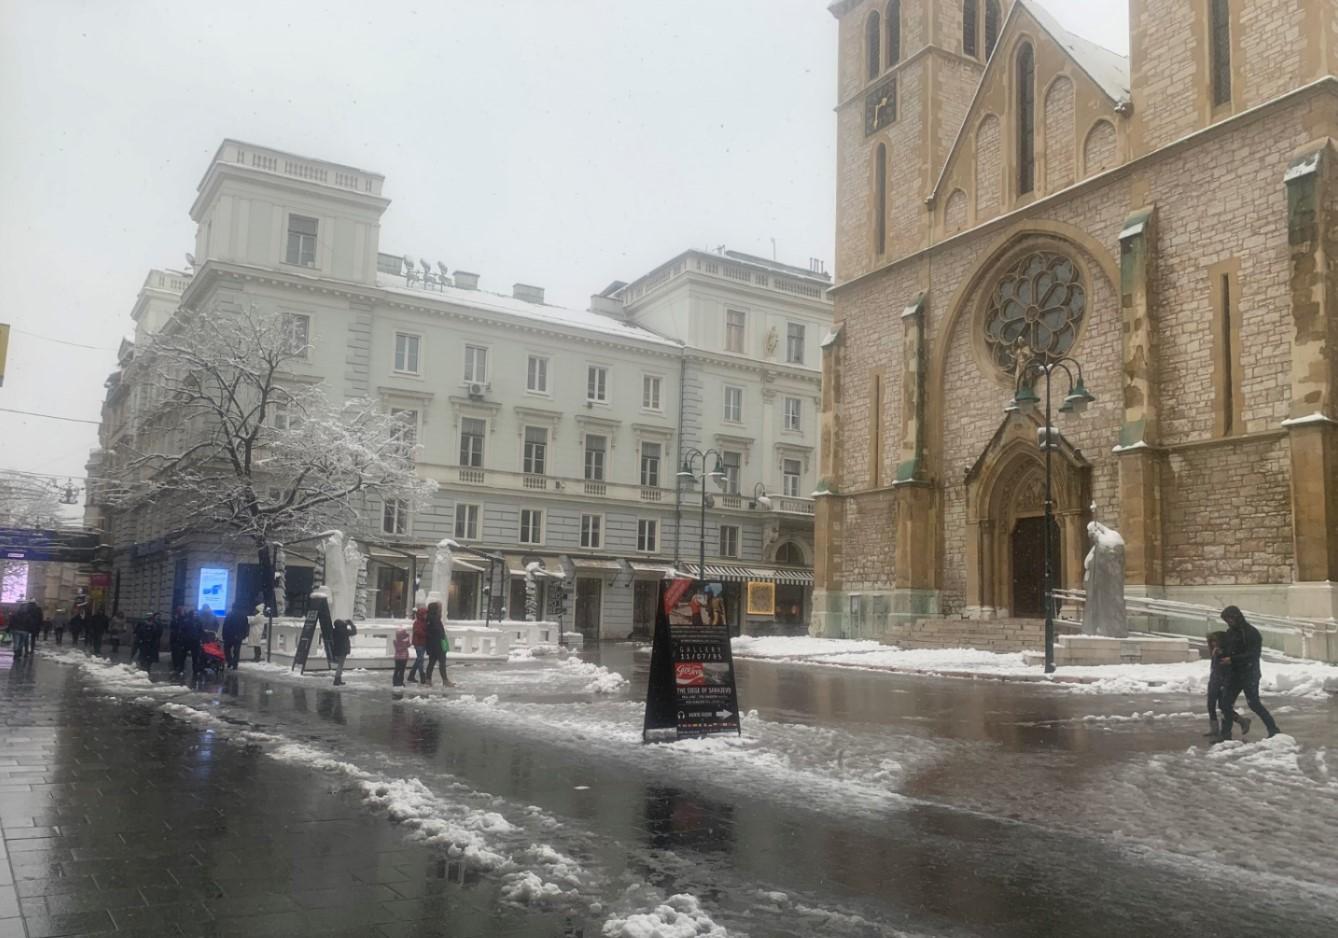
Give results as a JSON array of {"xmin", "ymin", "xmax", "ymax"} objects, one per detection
[{"xmin": 0, "ymin": 0, "xmax": 1128, "ymax": 502}]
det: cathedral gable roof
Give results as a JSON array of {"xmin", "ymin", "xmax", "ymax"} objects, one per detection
[{"xmin": 931, "ymin": 0, "xmax": 1130, "ymax": 203}]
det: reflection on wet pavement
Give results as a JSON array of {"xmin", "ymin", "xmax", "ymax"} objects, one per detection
[{"xmin": 11, "ymin": 642, "xmax": 1338, "ymax": 937}]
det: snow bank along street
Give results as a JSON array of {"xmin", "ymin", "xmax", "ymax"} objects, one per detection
[{"xmin": 7, "ymin": 638, "xmax": 1335, "ymax": 937}]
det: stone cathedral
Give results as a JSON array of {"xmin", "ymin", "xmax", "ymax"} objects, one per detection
[{"xmin": 814, "ymin": 0, "xmax": 1338, "ymax": 647}]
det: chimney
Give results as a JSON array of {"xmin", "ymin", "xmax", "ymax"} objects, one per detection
[
  {"xmin": 453, "ymin": 271, "xmax": 479, "ymax": 290},
  {"xmin": 513, "ymin": 283, "xmax": 545, "ymax": 304},
  {"xmin": 589, "ymin": 293, "xmax": 624, "ymax": 318}
]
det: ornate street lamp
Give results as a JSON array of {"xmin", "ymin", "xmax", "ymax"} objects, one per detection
[
  {"xmin": 750, "ymin": 482, "xmax": 773, "ymax": 510},
  {"xmin": 678, "ymin": 448, "xmax": 725, "ymax": 578},
  {"xmin": 1008, "ymin": 352, "xmax": 1095, "ymax": 674}
]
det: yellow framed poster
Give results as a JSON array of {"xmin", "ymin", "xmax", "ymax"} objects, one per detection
[{"xmin": 746, "ymin": 580, "xmax": 775, "ymax": 616}]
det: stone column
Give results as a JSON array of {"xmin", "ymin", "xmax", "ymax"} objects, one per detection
[
  {"xmin": 892, "ymin": 293, "xmax": 937, "ymax": 616},
  {"xmin": 1115, "ymin": 206, "xmax": 1165, "ymax": 589},
  {"xmin": 1283, "ymin": 142, "xmax": 1338, "ymax": 620}
]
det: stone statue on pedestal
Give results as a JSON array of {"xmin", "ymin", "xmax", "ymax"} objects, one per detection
[{"xmin": 1082, "ymin": 519, "xmax": 1128, "ymax": 638}]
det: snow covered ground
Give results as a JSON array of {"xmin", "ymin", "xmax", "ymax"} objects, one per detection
[{"xmin": 731, "ymin": 634, "xmax": 1338, "ymax": 698}]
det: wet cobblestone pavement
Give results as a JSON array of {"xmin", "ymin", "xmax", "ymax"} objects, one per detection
[{"xmin": 4, "ymin": 641, "xmax": 1338, "ymax": 937}]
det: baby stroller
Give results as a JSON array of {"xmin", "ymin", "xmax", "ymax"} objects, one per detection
[{"xmin": 196, "ymin": 630, "xmax": 226, "ymax": 680}]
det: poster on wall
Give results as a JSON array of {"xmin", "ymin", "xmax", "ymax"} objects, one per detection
[
  {"xmin": 196, "ymin": 567, "xmax": 230, "ymax": 610},
  {"xmin": 746, "ymin": 580, "xmax": 776, "ymax": 616},
  {"xmin": 643, "ymin": 578, "xmax": 742, "ymax": 742}
]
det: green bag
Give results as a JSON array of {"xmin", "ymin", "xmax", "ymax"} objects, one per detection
[{"xmin": 440, "ymin": 634, "xmax": 450, "ymax": 654}]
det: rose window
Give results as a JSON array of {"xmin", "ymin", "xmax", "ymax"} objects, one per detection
[{"xmin": 984, "ymin": 252, "xmax": 1086, "ymax": 373}]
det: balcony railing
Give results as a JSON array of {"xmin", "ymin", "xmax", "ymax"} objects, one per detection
[{"xmin": 458, "ymin": 467, "xmax": 485, "ymax": 485}]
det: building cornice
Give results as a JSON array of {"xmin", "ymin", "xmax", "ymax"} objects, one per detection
[
  {"xmin": 182, "ymin": 262, "xmax": 686, "ymax": 361},
  {"xmin": 830, "ymin": 77, "xmax": 1338, "ymax": 296}
]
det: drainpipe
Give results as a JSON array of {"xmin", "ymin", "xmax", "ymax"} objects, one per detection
[{"xmin": 674, "ymin": 346, "xmax": 688, "ymax": 566}]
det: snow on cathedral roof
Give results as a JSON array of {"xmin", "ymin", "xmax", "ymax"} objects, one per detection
[{"xmin": 1020, "ymin": 0, "xmax": 1130, "ymax": 104}]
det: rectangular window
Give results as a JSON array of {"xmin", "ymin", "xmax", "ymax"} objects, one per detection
[
  {"xmin": 1210, "ymin": 0, "xmax": 1232, "ymax": 107},
  {"xmin": 725, "ymin": 310, "xmax": 746, "ymax": 353},
  {"xmin": 723, "ymin": 386, "xmax": 743, "ymax": 423},
  {"xmin": 464, "ymin": 345, "xmax": 488, "ymax": 384},
  {"xmin": 390, "ymin": 408, "xmax": 418, "ymax": 447},
  {"xmin": 786, "ymin": 323, "xmax": 806, "ymax": 364},
  {"xmin": 642, "ymin": 375, "xmax": 662, "ymax": 411},
  {"xmin": 393, "ymin": 332, "xmax": 421, "ymax": 374},
  {"xmin": 454, "ymin": 503, "xmax": 479, "ymax": 540},
  {"xmin": 527, "ymin": 355, "xmax": 549, "ymax": 393},
  {"xmin": 963, "ymin": 0, "xmax": 978, "ymax": 57},
  {"xmin": 584, "ymin": 435, "xmax": 607, "ymax": 481},
  {"xmin": 519, "ymin": 509, "xmax": 543, "ymax": 545},
  {"xmin": 382, "ymin": 498, "xmax": 409, "ymax": 536},
  {"xmin": 1018, "ymin": 45, "xmax": 1036, "ymax": 196},
  {"xmin": 282, "ymin": 313, "xmax": 311, "ymax": 358},
  {"xmin": 784, "ymin": 397, "xmax": 802, "ymax": 432},
  {"xmin": 587, "ymin": 365, "xmax": 608, "ymax": 402},
  {"xmin": 1210, "ymin": 262, "xmax": 1244, "ymax": 437},
  {"xmin": 523, "ymin": 426, "xmax": 548, "ymax": 475},
  {"xmin": 580, "ymin": 514, "xmax": 603, "ymax": 549},
  {"xmin": 285, "ymin": 215, "xmax": 318, "ymax": 267},
  {"xmin": 640, "ymin": 442, "xmax": 662, "ymax": 488},
  {"xmin": 719, "ymin": 525, "xmax": 739, "ymax": 558},
  {"xmin": 270, "ymin": 401, "xmax": 296, "ymax": 431},
  {"xmin": 459, "ymin": 417, "xmax": 486, "ymax": 467},
  {"xmin": 721, "ymin": 451, "xmax": 741, "ymax": 495},
  {"xmin": 637, "ymin": 519, "xmax": 658, "ymax": 553},
  {"xmin": 783, "ymin": 459, "xmax": 802, "ymax": 497}
]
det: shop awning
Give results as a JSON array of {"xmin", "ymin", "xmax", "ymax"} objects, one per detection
[
  {"xmin": 505, "ymin": 555, "xmax": 564, "ymax": 578},
  {"xmin": 679, "ymin": 563, "xmax": 814, "ymax": 586},
  {"xmin": 572, "ymin": 558, "xmax": 623, "ymax": 573},
  {"xmin": 452, "ymin": 558, "xmax": 487, "ymax": 574},
  {"xmin": 630, "ymin": 562, "xmax": 675, "ymax": 578}
]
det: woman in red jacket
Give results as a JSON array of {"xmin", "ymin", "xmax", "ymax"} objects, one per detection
[{"xmin": 406, "ymin": 604, "xmax": 428, "ymax": 684}]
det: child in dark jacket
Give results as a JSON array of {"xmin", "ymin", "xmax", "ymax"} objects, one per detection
[{"xmin": 1205, "ymin": 631, "xmax": 1247, "ymax": 740}]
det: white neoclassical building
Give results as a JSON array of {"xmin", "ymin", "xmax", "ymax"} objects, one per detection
[{"xmin": 87, "ymin": 141, "xmax": 831, "ymax": 638}]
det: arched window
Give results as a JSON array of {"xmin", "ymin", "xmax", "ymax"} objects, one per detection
[
  {"xmin": 887, "ymin": 1, "xmax": 902, "ymax": 66},
  {"xmin": 963, "ymin": 1, "xmax": 979, "ymax": 58},
  {"xmin": 1017, "ymin": 43, "xmax": 1036, "ymax": 195},
  {"xmin": 1209, "ymin": 0, "xmax": 1232, "ymax": 106},
  {"xmin": 985, "ymin": 1, "xmax": 1001, "ymax": 58},
  {"xmin": 866, "ymin": 11, "xmax": 882, "ymax": 81},
  {"xmin": 875, "ymin": 143, "xmax": 888, "ymax": 255},
  {"xmin": 776, "ymin": 542, "xmax": 805, "ymax": 566}
]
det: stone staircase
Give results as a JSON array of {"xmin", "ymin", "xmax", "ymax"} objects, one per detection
[{"xmin": 882, "ymin": 617, "xmax": 1079, "ymax": 653}]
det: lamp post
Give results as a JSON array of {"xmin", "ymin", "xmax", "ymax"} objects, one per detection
[
  {"xmin": 677, "ymin": 448, "xmax": 726, "ymax": 578},
  {"xmin": 1009, "ymin": 352, "xmax": 1095, "ymax": 674},
  {"xmin": 750, "ymin": 482, "xmax": 773, "ymax": 510}
]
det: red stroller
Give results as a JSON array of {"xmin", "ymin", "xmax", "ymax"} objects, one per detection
[{"xmin": 196, "ymin": 630, "xmax": 226, "ymax": 680}]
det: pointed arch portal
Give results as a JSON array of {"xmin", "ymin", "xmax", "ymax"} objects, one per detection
[{"xmin": 963, "ymin": 412, "xmax": 1091, "ymax": 618}]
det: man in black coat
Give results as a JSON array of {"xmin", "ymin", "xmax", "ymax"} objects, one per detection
[
  {"xmin": 88, "ymin": 607, "xmax": 110, "ymax": 655},
  {"xmin": 1218, "ymin": 605, "xmax": 1282, "ymax": 741},
  {"xmin": 220, "ymin": 602, "xmax": 250, "ymax": 670}
]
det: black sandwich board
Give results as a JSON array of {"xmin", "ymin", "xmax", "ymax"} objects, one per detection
[
  {"xmin": 292, "ymin": 597, "xmax": 334, "ymax": 673},
  {"xmin": 643, "ymin": 577, "xmax": 742, "ymax": 743}
]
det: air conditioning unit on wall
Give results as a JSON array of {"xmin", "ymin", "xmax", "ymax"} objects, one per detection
[{"xmin": 468, "ymin": 382, "xmax": 485, "ymax": 400}]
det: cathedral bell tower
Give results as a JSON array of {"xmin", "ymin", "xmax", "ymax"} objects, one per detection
[{"xmin": 830, "ymin": 1, "xmax": 1012, "ymax": 281}]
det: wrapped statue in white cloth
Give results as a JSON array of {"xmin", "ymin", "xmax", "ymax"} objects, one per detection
[
  {"xmin": 1082, "ymin": 518, "xmax": 1128, "ymax": 638},
  {"xmin": 427, "ymin": 538, "xmax": 458, "ymax": 612}
]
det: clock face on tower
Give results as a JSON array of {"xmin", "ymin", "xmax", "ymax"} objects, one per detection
[{"xmin": 864, "ymin": 78, "xmax": 898, "ymax": 136}]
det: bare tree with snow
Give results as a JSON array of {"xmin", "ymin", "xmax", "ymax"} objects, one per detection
[{"xmin": 103, "ymin": 304, "xmax": 435, "ymax": 613}]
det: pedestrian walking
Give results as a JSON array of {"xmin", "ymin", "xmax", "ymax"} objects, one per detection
[
  {"xmin": 109, "ymin": 610, "xmax": 127, "ymax": 656},
  {"xmin": 407, "ymin": 604, "xmax": 427, "ymax": 684},
  {"xmin": 1218, "ymin": 606, "xmax": 1282, "ymax": 741},
  {"xmin": 69, "ymin": 608, "xmax": 87, "ymax": 647},
  {"xmin": 24, "ymin": 602, "xmax": 42, "ymax": 656},
  {"xmin": 9, "ymin": 602, "xmax": 33, "ymax": 660},
  {"xmin": 423, "ymin": 602, "xmax": 451, "ymax": 687},
  {"xmin": 135, "ymin": 614, "xmax": 164, "ymax": 672},
  {"xmin": 168, "ymin": 607, "xmax": 192, "ymax": 676},
  {"xmin": 1204, "ymin": 631, "xmax": 1246, "ymax": 739},
  {"xmin": 392, "ymin": 622, "xmax": 411, "ymax": 688},
  {"xmin": 88, "ymin": 606, "xmax": 109, "ymax": 655},
  {"xmin": 247, "ymin": 604, "xmax": 267, "ymax": 662},
  {"xmin": 40, "ymin": 607, "xmax": 52, "ymax": 641},
  {"xmin": 330, "ymin": 618, "xmax": 357, "ymax": 686},
  {"xmin": 221, "ymin": 602, "xmax": 249, "ymax": 670},
  {"xmin": 52, "ymin": 607, "xmax": 67, "ymax": 645},
  {"xmin": 192, "ymin": 607, "xmax": 215, "ymax": 676}
]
